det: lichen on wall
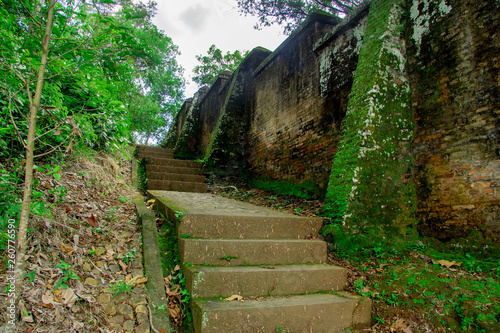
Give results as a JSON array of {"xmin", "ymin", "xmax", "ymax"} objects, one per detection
[
  {"xmin": 324, "ymin": 0, "xmax": 416, "ymax": 235},
  {"xmin": 410, "ymin": 0, "xmax": 452, "ymax": 53}
]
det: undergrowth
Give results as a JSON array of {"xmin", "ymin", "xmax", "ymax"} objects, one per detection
[
  {"xmin": 156, "ymin": 210, "xmax": 193, "ymax": 330},
  {"xmin": 324, "ymin": 222, "xmax": 500, "ymax": 332}
]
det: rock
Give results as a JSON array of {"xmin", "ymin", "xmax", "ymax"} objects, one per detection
[
  {"xmin": 82, "ymin": 263, "xmax": 91, "ymax": 272},
  {"xmin": 95, "ymin": 247, "xmax": 106, "ymax": 256},
  {"xmin": 132, "ymin": 287, "xmax": 146, "ymax": 295},
  {"xmin": 98, "ymin": 293, "xmax": 112, "ymax": 304},
  {"xmin": 117, "ymin": 303, "xmax": 135, "ymax": 321},
  {"xmin": 110, "ymin": 323, "xmax": 123, "ymax": 332},
  {"xmin": 114, "ymin": 292, "xmax": 130, "ymax": 303},
  {"xmin": 109, "ymin": 264, "xmax": 121, "ymax": 273},
  {"xmin": 135, "ymin": 322, "xmax": 150, "ymax": 333},
  {"xmin": 132, "ymin": 269, "xmax": 143, "ymax": 278},
  {"xmin": 129, "ymin": 295, "xmax": 147, "ymax": 307},
  {"xmin": 123, "ymin": 320, "xmax": 135, "ymax": 332},
  {"xmin": 132, "ymin": 258, "xmax": 143, "ymax": 269},
  {"xmin": 109, "ymin": 314, "xmax": 124, "ymax": 325},
  {"xmin": 84, "ymin": 277, "xmax": 99, "ymax": 287},
  {"xmin": 104, "ymin": 302, "xmax": 117, "ymax": 316},
  {"xmin": 136, "ymin": 313, "xmax": 148, "ymax": 325},
  {"xmin": 135, "ymin": 304, "xmax": 148, "ymax": 315}
]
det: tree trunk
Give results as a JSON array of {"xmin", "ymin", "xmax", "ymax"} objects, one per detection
[{"xmin": 14, "ymin": 0, "xmax": 55, "ymax": 312}]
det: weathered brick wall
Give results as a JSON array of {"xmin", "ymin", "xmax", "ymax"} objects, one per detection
[
  {"xmin": 204, "ymin": 48, "xmax": 272, "ymax": 175},
  {"xmin": 173, "ymin": 87, "xmax": 209, "ymax": 159},
  {"xmin": 198, "ymin": 72, "xmax": 232, "ymax": 157},
  {"xmin": 248, "ymin": 9, "xmax": 368, "ymax": 193},
  {"xmin": 324, "ymin": 0, "xmax": 415, "ymax": 233},
  {"xmin": 407, "ymin": 0, "xmax": 500, "ymax": 241},
  {"xmin": 162, "ymin": 98, "xmax": 193, "ymax": 149}
]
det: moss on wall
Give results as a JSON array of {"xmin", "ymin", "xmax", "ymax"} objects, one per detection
[
  {"xmin": 203, "ymin": 48, "xmax": 272, "ymax": 176},
  {"xmin": 324, "ymin": 0, "xmax": 416, "ymax": 237},
  {"xmin": 174, "ymin": 94, "xmax": 202, "ymax": 160}
]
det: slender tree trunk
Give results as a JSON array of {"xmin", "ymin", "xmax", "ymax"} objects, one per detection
[{"xmin": 14, "ymin": 0, "xmax": 55, "ymax": 311}]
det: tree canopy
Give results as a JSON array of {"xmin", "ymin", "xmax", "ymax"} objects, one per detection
[
  {"xmin": 237, "ymin": 0, "xmax": 364, "ymax": 34},
  {"xmin": 192, "ymin": 44, "xmax": 248, "ymax": 86},
  {"xmin": 0, "ymin": 0, "xmax": 184, "ymax": 155}
]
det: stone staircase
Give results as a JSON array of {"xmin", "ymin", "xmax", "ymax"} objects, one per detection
[
  {"xmin": 135, "ymin": 145, "xmax": 207, "ymax": 193},
  {"xmin": 147, "ymin": 189, "xmax": 372, "ymax": 332}
]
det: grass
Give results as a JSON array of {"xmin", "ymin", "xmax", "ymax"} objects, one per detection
[{"xmin": 330, "ymin": 231, "xmax": 500, "ymax": 332}]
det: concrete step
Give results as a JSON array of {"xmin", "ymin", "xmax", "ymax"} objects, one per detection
[
  {"xmin": 146, "ymin": 165, "xmax": 202, "ymax": 175},
  {"xmin": 146, "ymin": 157, "xmax": 202, "ymax": 168},
  {"xmin": 147, "ymin": 180, "xmax": 207, "ymax": 193},
  {"xmin": 135, "ymin": 145, "xmax": 173, "ymax": 153},
  {"xmin": 178, "ymin": 239, "xmax": 327, "ymax": 266},
  {"xmin": 192, "ymin": 293, "xmax": 372, "ymax": 333},
  {"xmin": 148, "ymin": 191, "xmax": 323, "ymax": 239},
  {"xmin": 184, "ymin": 264, "xmax": 346, "ymax": 298},
  {"xmin": 137, "ymin": 151, "xmax": 174, "ymax": 159},
  {"xmin": 135, "ymin": 146, "xmax": 173, "ymax": 157},
  {"xmin": 146, "ymin": 172, "xmax": 205, "ymax": 183}
]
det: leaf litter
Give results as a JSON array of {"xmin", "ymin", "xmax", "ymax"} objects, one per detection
[{"xmin": 0, "ymin": 152, "xmax": 146, "ymax": 332}]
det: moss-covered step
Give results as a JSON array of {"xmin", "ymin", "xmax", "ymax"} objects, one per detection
[
  {"xmin": 148, "ymin": 190, "xmax": 323, "ymax": 239},
  {"xmin": 147, "ymin": 180, "xmax": 207, "ymax": 193},
  {"xmin": 146, "ymin": 165, "xmax": 202, "ymax": 175},
  {"xmin": 145, "ymin": 157, "xmax": 202, "ymax": 168},
  {"xmin": 135, "ymin": 145, "xmax": 174, "ymax": 158},
  {"xmin": 178, "ymin": 239, "xmax": 326, "ymax": 266},
  {"xmin": 192, "ymin": 293, "xmax": 371, "ymax": 333},
  {"xmin": 184, "ymin": 264, "xmax": 346, "ymax": 298},
  {"xmin": 145, "ymin": 172, "xmax": 205, "ymax": 183}
]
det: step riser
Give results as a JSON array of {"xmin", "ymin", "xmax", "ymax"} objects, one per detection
[
  {"xmin": 137, "ymin": 152, "xmax": 174, "ymax": 159},
  {"xmin": 135, "ymin": 145, "xmax": 173, "ymax": 152},
  {"xmin": 147, "ymin": 181, "xmax": 207, "ymax": 193},
  {"xmin": 146, "ymin": 165, "xmax": 202, "ymax": 175},
  {"xmin": 146, "ymin": 172, "xmax": 205, "ymax": 183},
  {"xmin": 184, "ymin": 265, "xmax": 346, "ymax": 298},
  {"xmin": 177, "ymin": 215, "xmax": 322, "ymax": 239},
  {"xmin": 146, "ymin": 157, "xmax": 202, "ymax": 168},
  {"xmin": 192, "ymin": 293, "xmax": 372, "ymax": 333},
  {"xmin": 179, "ymin": 239, "xmax": 327, "ymax": 266}
]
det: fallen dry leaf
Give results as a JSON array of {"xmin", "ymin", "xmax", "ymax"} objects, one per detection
[
  {"xmin": 60, "ymin": 288, "xmax": 78, "ymax": 308},
  {"xmin": 87, "ymin": 214, "xmax": 96, "ymax": 227},
  {"xmin": 60, "ymin": 243, "xmax": 74, "ymax": 255},
  {"xmin": 390, "ymin": 318, "xmax": 407, "ymax": 332},
  {"xmin": 434, "ymin": 260, "xmax": 462, "ymax": 269},
  {"xmin": 225, "ymin": 295, "xmax": 243, "ymax": 302}
]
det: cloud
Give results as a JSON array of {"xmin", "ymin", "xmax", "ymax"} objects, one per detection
[{"xmin": 180, "ymin": 4, "xmax": 211, "ymax": 33}]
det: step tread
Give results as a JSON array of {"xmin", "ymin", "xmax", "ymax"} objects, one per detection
[
  {"xmin": 146, "ymin": 165, "xmax": 202, "ymax": 174},
  {"xmin": 146, "ymin": 172, "xmax": 205, "ymax": 182},
  {"xmin": 149, "ymin": 190, "xmax": 322, "ymax": 220}
]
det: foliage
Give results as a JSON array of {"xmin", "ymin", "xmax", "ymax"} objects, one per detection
[
  {"xmin": 192, "ymin": 44, "xmax": 248, "ymax": 86},
  {"xmin": 157, "ymin": 217, "xmax": 193, "ymax": 328},
  {"xmin": 0, "ymin": 0, "xmax": 184, "ymax": 157},
  {"xmin": 237, "ymin": 0, "xmax": 364, "ymax": 34},
  {"xmin": 54, "ymin": 260, "xmax": 80, "ymax": 290}
]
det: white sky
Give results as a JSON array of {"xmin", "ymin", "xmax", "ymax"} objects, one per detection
[{"xmin": 152, "ymin": 0, "xmax": 287, "ymax": 97}]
